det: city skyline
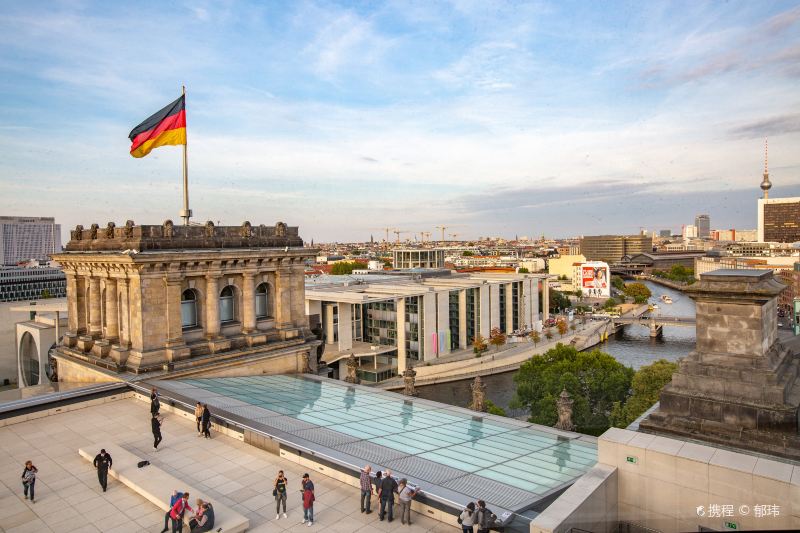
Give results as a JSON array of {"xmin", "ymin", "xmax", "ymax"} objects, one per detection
[{"xmin": 1, "ymin": 1, "xmax": 799, "ymax": 242}]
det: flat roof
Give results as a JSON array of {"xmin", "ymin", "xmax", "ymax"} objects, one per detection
[{"xmin": 154, "ymin": 374, "xmax": 597, "ymax": 522}]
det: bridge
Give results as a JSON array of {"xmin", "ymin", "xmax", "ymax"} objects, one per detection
[{"xmin": 611, "ymin": 314, "xmax": 696, "ymax": 338}]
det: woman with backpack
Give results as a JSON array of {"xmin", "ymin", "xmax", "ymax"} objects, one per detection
[
  {"xmin": 274, "ymin": 470, "xmax": 288, "ymax": 519},
  {"xmin": 21, "ymin": 460, "xmax": 38, "ymax": 503},
  {"xmin": 476, "ymin": 500, "xmax": 495, "ymax": 533},
  {"xmin": 458, "ymin": 501, "xmax": 476, "ymax": 533}
]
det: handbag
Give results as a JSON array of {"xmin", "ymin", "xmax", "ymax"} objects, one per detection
[{"xmin": 273, "ymin": 489, "xmax": 277, "ymax": 497}]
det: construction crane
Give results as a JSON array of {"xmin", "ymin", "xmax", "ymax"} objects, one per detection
[
  {"xmin": 421, "ymin": 231, "xmax": 431, "ymax": 243},
  {"xmin": 393, "ymin": 229, "xmax": 410, "ymax": 243},
  {"xmin": 435, "ymin": 225, "xmax": 448, "ymax": 242}
]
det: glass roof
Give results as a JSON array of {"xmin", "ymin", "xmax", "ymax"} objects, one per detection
[{"xmin": 157, "ymin": 374, "xmax": 597, "ymax": 513}]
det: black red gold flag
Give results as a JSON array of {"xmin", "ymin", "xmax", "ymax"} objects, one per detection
[{"xmin": 128, "ymin": 95, "xmax": 186, "ymax": 158}]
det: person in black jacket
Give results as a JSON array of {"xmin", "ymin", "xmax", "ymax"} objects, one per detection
[
  {"xmin": 152, "ymin": 414, "xmax": 163, "ymax": 451},
  {"xmin": 201, "ymin": 404, "xmax": 211, "ymax": 438},
  {"xmin": 93, "ymin": 449, "xmax": 112, "ymax": 492},
  {"xmin": 150, "ymin": 387, "xmax": 160, "ymax": 416}
]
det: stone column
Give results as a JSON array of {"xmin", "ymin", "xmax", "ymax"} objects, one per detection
[
  {"xmin": 205, "ymin": 273, "xmax": 221, "ymax": 339},
  {"xmin": 165, "ymin": 275, "xmax": 184, "ymax": 345},
  {"xmin": 275, "ymin": 266, "xmax": 293, "ymax": 329},
  {"xmin": 88, "ymin": 276, "xmax": 102, "ymax": 337},
  {"xmin": 489, "ymin": 283, "xmax": 500, "ymax": 330},
  {"xmin": 242, "ymin": 271, "xmax": 256, "ymax": 333},
  {"xmin": 542, "ymin": 279, "xmax": 550, "ymax": 322},
  {"xmin": 118, "ymin": 278, "xmax": 131, "ymax": 347},
  {"xmin": 103, "ymin": 277, "xmax": 119, "ymax": 341},
  {"xmin": 478, "ymin": 283, "xmax": 490, "ymax": 338},
  {"xmin": 292, "ymin": 264, "xmax": 307, "ymax": 327},
  {"xmin": 396, "ymin": 297, "xmax": 407, "ymax": 373},
  {"xmin": 505, "ymin": 282, "xmax": 514, "ymax": 333},
  {"xmin": 458, "ymin": 289, "xmax": 467, "ymax": 348},
  {"xmin": 66, "ymin": 272, "xmax": 79, "ymax": 333}
]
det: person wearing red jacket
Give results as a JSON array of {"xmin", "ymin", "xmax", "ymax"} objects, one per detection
[
  {"xmin": 161, "ymin": 491, "xmax": 192, "ymax": 533},
  {"xmin": 300, "ymin": 473, "xmax": 315, "ymax": 527}
]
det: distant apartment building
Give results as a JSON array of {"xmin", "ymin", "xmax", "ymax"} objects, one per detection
[
  {"xmin": 579, "ymin": 235, "xmax": 652, "ymax": 263},
  {"xmin": 305, "ymin": 271, "xmax": 548, "ymax": 382},
  {"xmin": 547, "ymin": 254, "xmax": 586, "ymax": 291},
  {"xmin": 392, "ymin": 248, "xmax": 445, "ymax": 269},
  {"xmin": 695, "ymin": 214, "xmax": 710, "ymax": 239},
  {"xmin": 659, "ymin": 229, "xmax": 672, "ymax": 238},
  {"xmin": 735, "ymin": 229, "xmax": 758, "ymax": 242},
  {"xmin": 777, "ymin": 262, "xmax": 800, "ymax": 315},
  {"xmin": 758, "ymin": 197, "xmax": 800, "ymax": 243},
  {"xmin": 0, "ymin": 266, "xmax": 67, "ymax": 302},
  {"xmin": 0, "ymin": 216, "xmax": 62, "ymax": 265},
  {"xmin": 682, "ymin": 224, "xmax": 698, "ymax": 239}
]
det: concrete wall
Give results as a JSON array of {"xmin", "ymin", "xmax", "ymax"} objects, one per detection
[{"xmin": 532, "ymin": 427, "xmax": 799, "ymax": 533}]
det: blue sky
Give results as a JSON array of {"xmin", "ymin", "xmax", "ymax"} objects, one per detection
[{"xmin": 1, "ymin": 1, "xmax": 799, "ymax": 243}]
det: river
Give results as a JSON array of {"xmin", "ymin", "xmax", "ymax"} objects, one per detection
[{"xmin": 414, "ymin": 281, "xmax": 696, "ymax": 412}]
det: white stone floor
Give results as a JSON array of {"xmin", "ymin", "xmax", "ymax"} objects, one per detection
[{"xmin": 0, "ymin": 397, "xmax": 459, "ymax": 533}]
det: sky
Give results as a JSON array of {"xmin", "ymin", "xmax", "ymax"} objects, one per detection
[{"xmin": 1, "ymin": 1, "xmax": 799, "ymax": 243}]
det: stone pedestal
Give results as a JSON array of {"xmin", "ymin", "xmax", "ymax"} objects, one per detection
[
  {"xmin": 165, "ymin": 343, "xmax": 191, "ymax": 362},
  {"xmin": 207, "ymin": 338, "xmax": 233, "ymax": 354},
  {"xmin": 76, "ymin": 335, "xmax": 95, "ymax": 352},
  {"xmin": 109, "ymin": 345, "xmax": 130, "ymax": 366},
  {"xmin": 63, "ymin": 332, "xmax": 78, "ymax": 348},
  {"xmin": 91, "ymin": 339, "xmax": 112, "ymax": 358},
  {"xmin": 245, "ymin": 332, "xmax": 268, "ymax": 347},
  {"xmin": 640, "ymin": 270, "xmax": 800, "ymax": 459}
]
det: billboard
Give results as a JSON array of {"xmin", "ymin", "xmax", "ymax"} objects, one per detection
[{"xmin": 581, "ymin": 261, "xmax": 610, "ymax": 298}]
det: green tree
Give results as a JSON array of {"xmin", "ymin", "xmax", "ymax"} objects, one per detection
[
  {"xmin": 611, "ymin": 276, "xmax": 625, "ymax": 291},
  {"xmin": 40, "ymin": 289, "xmax": 52, "ymax": 299},
  {"xmin": 569, "ymin": 323, "xmax": 577, "ymax": 333},
  {"xmin": 517, "ymin": 267, "xmax": 529, "ymax": 274},
  {"xmin": 529, "ymin": 330, "xmax": 541, "ymax": 346},
  {"xmin": 489, "ymin": 327, "xmax": 506, "ymax": 351},
  {"xmin": 574, "ymin": 288, "xmax": 582, "ymax": 299},
  {"xmin": 623, "ymin": 282, "xmax": 652, "ymax": 304},
  {"xmin": 330, "ymin": 261, "xmax": 368, "ymax": 275},
  {"xmin": 484, "ymin": 399, "xmax": 507, "ymax": 417},
  {"xmin": 611, "ymin": 359, "xmax": 678, "ymax": 428},
  {"xmin": 511, "ymin": 344, "xmax": 634, "ymax": 435},
  {"xmin": 549, "ymin": 290, "xmax": 571, "ymax": 313},
  {"xmin": 603, "ymin": 297, "xmax": 618, "ymax": 310}
]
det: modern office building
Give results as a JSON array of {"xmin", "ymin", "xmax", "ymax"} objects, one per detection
[
  {"xmin": 0, "ymin": 266, "xmax": 67, "ymax": 302},
  {"xmin": 392, "ymin": 248, "xmax": 446, "ymax": 269},
  {"xmin": 305, "ymin": 271, "xmax": 548, "ymax": 382},
  {"xmin": 758, "ymin": 197, "xmax": 800, "ymax": 243},
  {"xmin": 658, "ymin": 229, "xmax": 671, "ymax": 238},
  {"xmin": 695, "ymin": 214, "xmax": 710, "ymax": 239},
  {"xmin": 0, "ymin": 216, "xmax": 62, "ymax": 265},
  {"xmin": 579, "ymin": 235, "xmax": 652, "ymax": 263}
]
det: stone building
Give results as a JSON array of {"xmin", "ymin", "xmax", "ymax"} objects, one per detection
[{"xmin": 50, "ymin": 220, "xmax": 320, "ymax": 381}]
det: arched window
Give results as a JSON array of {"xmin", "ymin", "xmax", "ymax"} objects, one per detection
[
  {"xmin": 181, "ymin": 289, "xmax": 198, "ymax": 328},
  {"xmin": 255, "ymin": 283, "xmax": 270, "ymax": 319},
  {"xmin": 219, "ymin": 285, "xmax": 235, "ymax": 322}
]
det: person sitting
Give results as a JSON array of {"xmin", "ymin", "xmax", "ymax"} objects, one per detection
[{"xmin": 190, "ymin": 502, "xmax": 215, "ymax": 532}]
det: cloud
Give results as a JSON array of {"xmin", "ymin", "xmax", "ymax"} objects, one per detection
[{"xmin": 728, "ymin": 114, "xmax": 800, "ymax": 139}]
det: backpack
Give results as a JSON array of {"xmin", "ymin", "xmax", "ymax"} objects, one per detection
[{"xmin": 137, "ymin": 460, "xmax": 150, "ymax": 468}]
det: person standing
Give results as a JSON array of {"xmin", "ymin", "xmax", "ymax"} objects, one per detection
[
  {"xmin": 194, "ymin": 402, "xmax": 203, "ymax": 436},
  {"xmin": 300, "ymin": 473, "xmax": 315, "ymax": 527},
  {"xmin": 378, "ymin": 469, "xmax": 398, "ymax": 522},
  {"xmin": 359, "ymin": 465, "xmax": 373, "ymax": 514},
  {"xmin": 458, "ymin": 502, "xmax": 476, "ymax": 533},
  {"xmin": 476, "ymin": 500, "xmax": 495, "ymax": 533},
  {"xmin": 152, "ymin": 414, "xmax": 163, "ymax": 451},
  {"xmin": 21, "ymin": 460, "xmax": 37, "ymax": 503},
  {"xmin": 162, "ymin": 491, "xmax": 193, "ymax": 533},
  {"xmin": 201, "ymin": 404, "xmax": 211, "ymax": 439},
  {"xmin": 92, "ymin": 449, "xmax": 112, "ymax": 492},
  {"xmin": 161, "ymin": 490, "xmax": 184, "ymax": 533},
  {"xmin": 150, "ymin": 387, "xmax": 160, "ymax": 416},
  {"xmin": 397, "ymin": 478, "xmax": 420, "ymax": 526},
  {"xmin": 274, "ymin": 470, "xmax": 288, "ymax": 519}
]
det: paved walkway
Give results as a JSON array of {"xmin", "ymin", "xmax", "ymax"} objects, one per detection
[{"xmin": 0, "ymin": 396, "xmax": 458, "ymax": 533}]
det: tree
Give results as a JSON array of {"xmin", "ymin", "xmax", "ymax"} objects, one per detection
[
  {"xmin": 331, "ymin": 261, "xmax": 368, "ymax": 275},
  {"xmin": 569, "ymin": 323, "xmax": 577, "ymax": 333},
  {"xmin": 574, "ymin": 288, "xmax": 582, "ymax": 300},
  {"xmin": 517, "ymin": 267, "xmax": 529, "ymax": 273},
  {"xmin": 40, "ymin": 289, "xmax": 53, "ymax": 299},
  {"xmin": 489, "ymin": 327, "xmax": 506, "ymax": 351},
  {"xmin": 529, "ymin": 330, "xmax": 541, "ymax": 346},
  {"xmin": 611, "ymin": 359, "xmax": 678, "ymax": 428},
  {"xmin": 511, "ymin": 344, "xmax": 634, "ymax": 435},
  {"xmin": 544, "ymin": 328, "xmax": 554, "ymax": 341},
  {"xmin": 603, "ymin": 297, "xmax": 618, "ymax": 310},
  {"xmin": 472, "ymin": 334, "xmax": 488, "ymax": 355},
  {"xmin": 611, "ymin": 276, "xmax": 625, "ymax": 291},
  {"xmin": 556, "ymin": 320, "xmax": 568, "ymax": 338},
  {"xmin": 484, "ymin": 399, "xmax": 507, "ymax": 417},
  {"xmin": 623, "ymin": 282, "xmax": 652, "ymax": 304},
  {"xmin": 549, "ymin": 290, "xmax": 571, "ymax": 313}
]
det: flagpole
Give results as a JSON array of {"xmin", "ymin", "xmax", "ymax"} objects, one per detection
[{"xmin": 180, "ymin": 85, "xmax": 192, "ymax": 226}]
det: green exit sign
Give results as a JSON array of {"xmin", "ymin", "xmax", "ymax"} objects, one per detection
[
  {"xmin": 626, "ymin": 456, "xmax": 637, "ymax": 464},
  {"xmin": 724, "ymin": 521, "xmax": 738, "ymax": 530}
]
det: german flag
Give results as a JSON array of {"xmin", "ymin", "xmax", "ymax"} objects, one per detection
[{"xmin": 128, "ymin": 95, "xmax": 186, "ymax": 158}]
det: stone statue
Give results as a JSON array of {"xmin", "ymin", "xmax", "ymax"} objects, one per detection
[
  {"xmin": 162, "ymin": 219, "xmax": 174, "ymax": 238},
  {"xmin": 73, "ymin": 224, "xmax": 84, "ymax": 240},
  {"xmin": 124, "ymin": 220, "xmax": 135, "ymax": 238},
  {"xmin": 344, "ymin": 353, "xmax": 360, "ymax": 384},
  {"xmin": 89, "ymin": 223, "xmax": 99, "ymax": 240},
  {"xmin": 275, "ymin": 221, "xmax": 287, "ymax": 237},
  {"xmin": 555, "ymin": 388, "xmax": 576, "ymax": 431},
  {"xmin": 205, "ymin": 220, "xmax": 215, "ymax": 238},
  {"xmin": 105, "ymin": 222, "xmax": 115, "ymax": 239},
  {"xmin": 470, "ymin": 376, "xmax": 487, "ymax": 412},
  {"xmin": 240, "ymin": 221, "xmax": 252, "ymax": 238},
  {"xmin": 402, "ymin": 366, "xmax": 418, "ymax": 396}
]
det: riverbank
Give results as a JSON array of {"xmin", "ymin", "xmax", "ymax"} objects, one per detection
[{"xmin": 634, "ymin": 274, "xmax": 692, "ymax": 291}]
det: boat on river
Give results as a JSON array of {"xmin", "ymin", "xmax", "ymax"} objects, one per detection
[{"xmin": 660, "ymin": 295, "xmax": 673, "ymax": 304}]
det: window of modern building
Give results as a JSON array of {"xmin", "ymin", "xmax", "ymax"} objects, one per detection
[
  {"xmin": 220, "ymin": 285, "xmax": 236, "ymax": 322},
  {"xmin": 255, "ymin": 283, "xmax": 270, "ymax": 319},
  {"xmin": 181, "ymin": 289, "xmax": 199, "ymax": 328}
]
